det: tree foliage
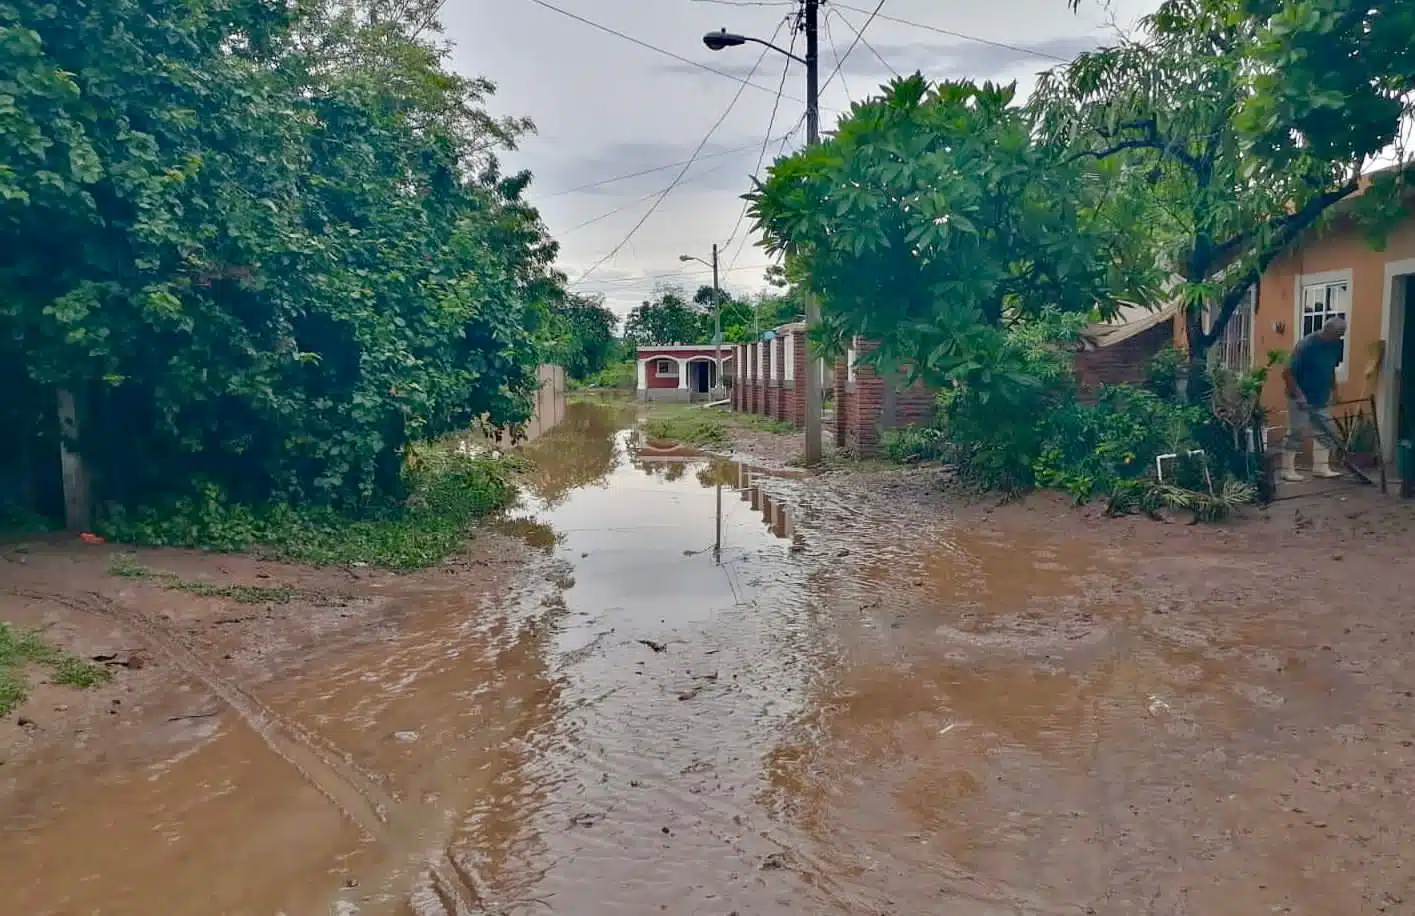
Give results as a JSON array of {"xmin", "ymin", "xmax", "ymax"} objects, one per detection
[
  {"xmin": 546, "ymin": 292, "xmax": 618, "ymax": 381},
  {"xmin": 1046, "ymin": 0, "xmax": 1412, "ymax": 367},
  {"xmin": 0, "ymin": 0, "xmax": 560, "ymax": 513},
  {"xmin": 623, "ymin": 287, "xmax": 710, "ymax": 346},
  {"xmin": 747, "ymin": 75, "xmax": 1160, "ymax": 387}
]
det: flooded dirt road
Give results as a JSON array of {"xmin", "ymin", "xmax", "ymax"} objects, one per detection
[{"xmin": 3, "ymin": 398, "xmax": 1415, "ymax": 915}]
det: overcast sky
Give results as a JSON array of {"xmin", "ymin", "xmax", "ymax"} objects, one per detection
[{"xmin": 443, "ymin": 0, "xmax": 1162, "ymax": 320}]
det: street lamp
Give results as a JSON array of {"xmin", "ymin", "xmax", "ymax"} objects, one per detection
[
  {"xmin": 701, "ymin": 4, "xmax": 823, "ymax": 464},
  {"xmin": 702, "ymin": 28, "xmax": 807, "ymax": 64},
  {"xmin": 680, "ymin": 245, "xmax": 723, "ymax": 397}
]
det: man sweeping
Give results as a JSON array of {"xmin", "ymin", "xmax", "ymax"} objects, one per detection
[{"xmin": 1280, "ymin": 316, "xmax": 1348, "ymax": 482}]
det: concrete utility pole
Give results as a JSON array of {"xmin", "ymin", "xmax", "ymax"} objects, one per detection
[
  {"xmin": 703, "ymin": 0, "xmax": 823, "ymax": 462},
  {"xmin": 800, "ymin": 0, "xmax": 823, "ymax": 464},
  {"xmin": 712, "ymin": 242, "xmax": 722, "ymax": 395}
]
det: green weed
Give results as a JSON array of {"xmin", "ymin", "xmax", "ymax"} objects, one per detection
[
  {"xmin": 0, "ymin": 623, "xmax": 112, "ymax": 715},
  {"xmin": 97, "ymin": 448, "xmax": 517, "ymax": 571}
]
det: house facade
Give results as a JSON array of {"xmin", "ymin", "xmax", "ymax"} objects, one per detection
[
  {"xmin": 635, "ymin": 344, "xmax": 732, "ymax": 402},
  {"xmin": 1175, "ymin": 191, "xmax": 1415, "ymax": 464}
]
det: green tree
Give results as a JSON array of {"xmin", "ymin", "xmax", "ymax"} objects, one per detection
[
  {"xmin": 622, "ymin": 287, "xmax": 709, "ymax": 346},
  {"xmin": 1046, "ymin": 0, "xmax": 1411, "ymax": 372},
  {"xmin": 0, "ymin": 0, "xmax": 560, "ymax": 512},
  {"xmin": 748, "ymin": 75, "xmax": 1158, "ymax": 386},
  {"xmin": 547, "ymin": 292, "xmax": 619, "ymax": 381}
]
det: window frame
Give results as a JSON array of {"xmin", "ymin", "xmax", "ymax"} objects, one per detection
[
  {"xmin": 654, "ymin": 358, "xmax": 679, "ymax": 378},
  {"xmin": 1293, "ymin": 269, "xmax": 1353, "ymax": 383}
]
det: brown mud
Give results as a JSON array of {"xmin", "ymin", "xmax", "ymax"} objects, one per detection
[{"xmin": 1, "ymin": 397, "xmax": 1413, "ymax": 915}]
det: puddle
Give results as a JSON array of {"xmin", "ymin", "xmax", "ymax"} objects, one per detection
[{"xmin": 0, "ymin": 398, "xmax": 1381, "ymax": 915}]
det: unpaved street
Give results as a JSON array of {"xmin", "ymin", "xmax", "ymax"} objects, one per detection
[{"xmin": 2, "ymin": 398, "xmax": 1414, "ymax": 915}]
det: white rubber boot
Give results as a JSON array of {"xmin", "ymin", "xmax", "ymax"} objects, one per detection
[
  {"xmin": 1312, "ymin": 444, "xmax": 1343, "ymax": 478},
  {"xmin": 1280, "ymin": 450, "xmax": 1305, "ymax": 482}
]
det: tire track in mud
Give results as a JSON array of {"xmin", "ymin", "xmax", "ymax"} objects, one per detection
[{"xmin": 4, "ymin": 587, "xmax": 485, "ymax": 916}]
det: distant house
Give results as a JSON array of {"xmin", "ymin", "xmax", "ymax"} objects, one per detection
[{"xmin": 635, "ymin": 344, "xmax": 732, "ymax": 402}]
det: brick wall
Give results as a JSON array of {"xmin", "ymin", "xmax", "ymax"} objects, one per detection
[
  {"xmin": 1073, "ymin": 322, "xmax": 1172, "ymax": 401},
  {"xmin": 834, "ymin": 339, "xmax": 938, "ymax": 457}
]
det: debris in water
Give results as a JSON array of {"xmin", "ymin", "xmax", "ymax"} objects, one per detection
[
  {"xmin": 1147, "ymin": 695, "xmax": 1171, "ymax": 716},
  {"xmin": 570, "ymin": 811, "xmax": 604, "ymax": 828},
  {"xmin": 393, "ymin": 730, "xmax": 420, "ymax": 744},
  {"xmin": 638, "ymin": 639, "xmax": 667, "ymax": 653},
  {"xmin": 760, "ymin": 852, "xmax": 789, "ymax": 870},
  {"xmin": 938, "ymin": 722, "xmax": 958, "ymax": 736}
]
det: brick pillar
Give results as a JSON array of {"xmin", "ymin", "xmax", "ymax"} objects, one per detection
[
  {"xmin": 833, "ymin": 355, "xmax": 848, "ymax": 446},
  {"xmin": 765, "ymin": 336, "xmax": 780, "ymax": 419},
  {"xmin": 848, "ymin": 339, "xmax": 884, "ymax": 456},
  {"xmin": 789, "ymin": 329, "xmax": 807, "ymax": 427}
]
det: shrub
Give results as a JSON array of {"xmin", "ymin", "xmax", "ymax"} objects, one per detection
[
  {"xmin": 584, "ymin": 361, "xmax": 637, "ymax": 389},
  {"xmin": 96, "ymin": 446, "xmax": 517, "ymax": 570},
  {"xmin": 643, "ymin": 413, "xmax": 731, "ymax": 448}
]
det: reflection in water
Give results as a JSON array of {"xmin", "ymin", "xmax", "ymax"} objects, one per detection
[{"xmin": 515, "ymin": 399, "xmax": 630, "ymax": 508}]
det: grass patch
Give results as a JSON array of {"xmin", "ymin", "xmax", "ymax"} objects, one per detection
[
  {"xmin": 733, "ymin": 413, "xmax": 796, "ymax": 435},
  {"xmin": 97, "ymin": 446, "xmax": 518, "ymax": 571},
  {"xmin": 643, "ymin": 411, "xmax": 732, "ymax": 448},
  {"xmin": 108, "ymin": 554, "xmax": 303, "ymax": 604},
  {"xmin": 0, "ymin": 623, "xmax": 112, "ymax": 715}
]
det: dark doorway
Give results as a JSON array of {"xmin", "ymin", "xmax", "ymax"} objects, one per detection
[
  {"xmin": 1400, "ymin": 276, "xmax": 1415, "ymax": 443},
  {"xmin": 693, "ymin": 361, "xmax": 712, "ymax": 394}
]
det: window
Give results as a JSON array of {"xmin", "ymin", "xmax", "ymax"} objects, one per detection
[
  {"xmin": 1205, "ymin": 286, "xmax": 1254, "ymax": 372},
  {"xmin": 654, "ymin": 358, "xmax": 678, "ymax": 378},
  {"xmin": 1298, "ymin": 273, "xmax": 1351, "ymax": 374},
  {"xmin": 783, "ymin": 334, "xmax": 795, "ymax": 381}
]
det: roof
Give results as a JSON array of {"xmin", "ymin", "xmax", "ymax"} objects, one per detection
[{"xmin": 1081, "ymin": 298, "xmax": 1181, "ymax": 349}]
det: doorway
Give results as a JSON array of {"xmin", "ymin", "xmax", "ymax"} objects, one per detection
[
  {"xmin": 692, "ymin": 360, "xmax": 714, "ymax": 395},
  {"xmin": 1380, "ymin": 262, "xmax": 1415, "ymax": 465}
]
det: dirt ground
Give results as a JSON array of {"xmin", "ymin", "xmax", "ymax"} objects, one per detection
[{"xmin": 2, "ymin": 402, "xmax": 1414, "ymax": 914}]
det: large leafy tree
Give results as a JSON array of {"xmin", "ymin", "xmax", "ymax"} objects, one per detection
[
  {"xmin": 1046, "ymin": 0, "xmax": 1411, "ymax": 372},
  {"xmin": 622, "ymin": 287, "xmax": 710, "ymax": 346},
  {"xmin": 547, "ymin": 292, "xmax": 619, "ymax": 381},
  {"xmin": 0, "ymin": 0, "xmax": 560, "ymax": 512},
  {"xmin": 748, "ymin": 75, "xmax": 1159, "ymax": 386}
]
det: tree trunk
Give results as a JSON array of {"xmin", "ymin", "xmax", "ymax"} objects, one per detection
[{"xmin": 1185, "ymin": 310, "xmax": 1212, "ymax": 405}]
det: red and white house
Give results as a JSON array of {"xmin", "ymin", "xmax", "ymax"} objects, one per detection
[{"xmin": 636, "ymin": 344, "xmax": 733, "ymax": 402}]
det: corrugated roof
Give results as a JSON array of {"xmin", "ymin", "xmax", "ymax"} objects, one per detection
[{"xmin": 1081, "ymin": 298, "xmax": 1181, "ymax": 349}]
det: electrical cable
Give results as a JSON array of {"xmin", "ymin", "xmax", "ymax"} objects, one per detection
[
  {"xmin": 822, "ymin": 10, "xmax": 853, "ymax": 101},
  {"xmin": 721, "ymin": 25, "xmax": 800, "ymax": 251},
  {"xmin": 544, "ymin": 140, "xmax": 767, "ymax": 198},
  {"xmin": 522, "ymin": 0, "xmax": 807, "ymax": 105},
  {"xmin": 820, "ymin": 0, "xmax": 885, "ymax": 94},
  {"xmin": 574, "ymin": 17, "xmax": 788, "ymax": 283},
  {"xmin": 828, "ymin": 7, "xmax": 899, "ymax": 77},
  {"xmin": 568, "ymin": 262, "xmax": 775, "ymax": 290},
  {"xmin": 829, "ymin": 2, "xmax": 1072, "ymax": 63}
]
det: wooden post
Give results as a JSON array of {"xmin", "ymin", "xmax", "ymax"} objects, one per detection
[{"xmin": 56, "ymin": 388, "xmax": 91, "ymax": 531}]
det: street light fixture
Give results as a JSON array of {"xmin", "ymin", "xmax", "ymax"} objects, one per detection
[
  {"xmin": 702, "ymin": 28, "xmax": 807, "ymax": 64},
  {"xmin": 699, "ymin": 6, "xmax": 824, "ymax": 464},
  {"xmin": 680, "ymin": 246, "xmax": 724, "ymax": 398}
]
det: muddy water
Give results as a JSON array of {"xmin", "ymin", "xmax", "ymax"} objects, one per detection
[{"xmin": 0, "ymin": 399, "xmax": 1364, "ymax": 914}]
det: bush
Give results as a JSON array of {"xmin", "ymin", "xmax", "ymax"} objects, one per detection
[
  {"xmin": 583, "ymin": 361, "xmax": 637, "ymax": 390},
  {"xmin": 904, "ymin": 312, "xmax": 1263, "ymax": 515},
  {"xmin": 96, "ymin": 445, "xmax": 517, "ymax": 570}
]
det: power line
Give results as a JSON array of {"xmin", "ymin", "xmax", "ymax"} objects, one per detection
[
  {"xmin": 829, "ymin": 2, "xmax": 1072, "ymax": 63},
  {"xmin": 721, "ymin": 25, "xmax": 800, "ymax": 251},
  {"xmin": 569, "ymin": 262, "xmax": 776, "ymax": 289},
  {"xmin": 559, "ymin": 131, "xmax": 796, "ymax": 234},
  {"xmin": 575, "ymin": 17, "xmax": 789, "ymax": 283},
  {"xmin": 828, "ymin": 7, "xmax": 899, "ymax": 77},
  {"xmin": 726, "ymin": 112, "xmax": 806, "ymax": 272},
  {"xmin": 822, "ymin": 11, "xmax": 853, "ymax": 102},
  {"xmin": 542, "ymin": 140, "xmax": 765, "ymax": 198},
  {"xmin": 521, "ymin": 0, "xmax": 808, "ymax": 105},
  {"xmin": 820, "ymin": 0, "xmax": 885, "ymax": 94}
]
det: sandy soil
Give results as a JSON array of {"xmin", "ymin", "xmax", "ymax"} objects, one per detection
[{"xmin": 2, "ymin": 403, "xmax": 1414, "ymax": 915}]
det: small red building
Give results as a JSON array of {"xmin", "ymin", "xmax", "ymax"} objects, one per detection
[{"xmin": 636, "ymin": 345, "xmax": 732, "ymax": 402}]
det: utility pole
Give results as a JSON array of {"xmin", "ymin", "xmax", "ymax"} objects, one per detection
[
  {"xmin": 711, "ymin": 242, "xmax": 722, "ymax": 395},
  {"xmin": 801, "ymin": 0, "xmax": 823, "ymax": 463}
]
